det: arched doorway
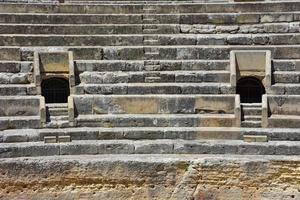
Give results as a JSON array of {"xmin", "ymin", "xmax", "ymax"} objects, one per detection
[
  {"xmin": 42, "ymin": 78, "xmax": 70, "ymax": 103},
  {"xmin": 237, "ymin": 77, "xmax": 265, "ymax": 103}
]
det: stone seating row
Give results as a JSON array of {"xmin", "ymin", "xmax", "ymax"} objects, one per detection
[
  {"xmin": 1, "ymin": 22, "xmax": 299, "ymax": 34},
  {"xmin": 0, "ymin": 13, "xmax": 298, "ymax": 24},
  {"xmin": 0, "ymin": 2, "xmax": 298, "ymax": 14},
  {"xmin": 0, "ymin": 33, "xmax": 300, "ymax": 46},
  {"xmin": 2, "ymin": 94, "xmax": 300, "ymax": 129}
]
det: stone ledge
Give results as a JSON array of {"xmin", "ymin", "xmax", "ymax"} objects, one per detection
[
  {"xmin": 0, "ymin": 154, "xmax": 300, "ymax": 199},
  {"xmin": 1, "ymin": 139, "xmax": 300, "ymax": 158}
]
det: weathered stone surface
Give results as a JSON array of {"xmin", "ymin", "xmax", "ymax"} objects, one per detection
[{"xmin": 1, "ymin": 155, "xmax": 300, "ymax": 199}]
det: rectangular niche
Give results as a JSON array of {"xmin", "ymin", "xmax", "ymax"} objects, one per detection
[
  {"xmin": 230, "ymin": 50, "xmax": 271, "ymax": 88},
  {"xmin": 38, "ymin": 52, "xmax": 70, "ymax": 73},
  {"xmin": 33, "ymin": 51, "xmax": 75, "ymax": 95}
]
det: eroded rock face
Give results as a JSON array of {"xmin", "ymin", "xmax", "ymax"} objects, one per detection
[{"xmin": 0, "ymin": 155, "xmax": 300, "ymax": 200}]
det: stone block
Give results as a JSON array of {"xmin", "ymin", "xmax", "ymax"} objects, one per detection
[
  {"xmin": 39, "ymin": 52, "xmax": 69, "ymax": 73},
  {"xmin": 243, "ymin": 135, "xmax": 268, "ymax": 143},
  {"xmin": 134, "ymin": 141, "xmax": 174, "ymax": 154},
  {"xmin": 44, "ymin": 136, "xmax": 57, "ymax": 143},
  {"xmin": 23, "ymin": 144, "xmax": 60, "ymax": 157},
  {"xmin": 58, "ymin": 135, "xmax": 71, "ymax": 143},
  {"xmin": 0, "ymin": 62, "xmax": 21, "ymax": 73},
  {"xmin": 60, "ymin": 143, "xmax": 98, "ymax": 155},
  {"xmin": 98, "ymin": 142, "xmax": 135, "ymax": 154}
]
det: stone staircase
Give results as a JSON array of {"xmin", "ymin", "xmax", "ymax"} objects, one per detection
[
  {"xmin": 44, "ymin": 103, "xmax": 70, "ymax": 128},
  {"xmin": 241, "ymin": 103, "xmax": 262, "ymax": 128}
]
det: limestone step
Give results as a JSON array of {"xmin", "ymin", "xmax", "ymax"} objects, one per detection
[
  {"xmin": 143, "ymin": 39, "xmax": 159, "ymax": 45},
  {"xmin": 0, "ymin": 12, "xmax": 298, "ymax": 25},
  {"xmin": 3, "ymin": 127, "xmax": 300, "ymax": 143},
  {"xmin": 0, "ymin": 84, "xmax": 37, "ymax": 95},
  {"xmin": 0, "ymin": 13, "xmax": 142, "ymax": 24},
  {"xmin": 0, "ymin": 127, "xmax": 242, "ymax": 142},
  {"xmin": 273, "ymin": 71, "xmax": 300, "ymax": 83},
  {"xmin": 273, "ymin": 59, "xmax": 300, "ymax": 71},
  {"xmin": 0, "ymin": 24, "xmax": 152, "ymax": 35},
  {"xmin": 142, "ymin": 28, "xmax": 159, "ymax": 34},
  {"xmin": 144, "ymin": 76, "xmax": 161, "ymax": 83},
  {"xmin": 2, "ymin": 139, "xmax": 300, "ymax": 158},
  {"xmin": 241, "ymin": 121, "xmax": 261, "ymax": 128},
  {"xmin": 0, "ymin": 72, "xmax": 31, "ymax": 84},
  {"xmin": 77, "ymin": 82, "xmax": 234, "ymax": 94},
  {"xmin": 0, "ymin": 61, "xmax": 32, "ymax": 73},
  {"xmin": 0, "ymin": 48, "xmax": 21, "ymax": 61},
  {"xmin": 242, "ymin": 107, "xmax": 262, "ymax": 116},
  {"xmin": 46, "ymin": 103, "xmax": 68, "ymax": 116},
  {"xmin": 0, "ymin": 45, "xmax": 298, "ymax": 61},
  {"xmin": 0, "ymin": 116, "xmax": 41, "ymax": 130},
  {"xmin": 24, "ymin": 45, "xmax": 300, "ymax": 61},
  {"xmin": 79, "ymin": 70, "xmax": 230, "ymax": 84},
  {"xmin": 241, "ymin": 103, "xmax": 262, "ymax": 108},
  {"xmin": 1, "ymin": 33, "xmax": 300, "ymax": 46},
  {"xmin": 180, "ymin": 22, "xmax": 300, "ymax": 34},
  {"xmin": 270, "ymin": 83, "xmax": 300, "ymax": 95},
  {"xmin": 75, "ymin": 59, "xmax": 298, "ymax": 72},
  {"xmin": 75, "ymin": 113, "xmax": 236, "ymax": 127},
  {"xmin": 243, "ymin": 115, "xmax": 261, "ymax": 121},
  {"xmin": 49, "ymin": 116, "xmax": 69, "ymax": 121},
  {"xmin": 44, "ymin": 120, "xmax": 70, "ymax": 129},
  {"xmin": 0, "ymin": 2, "xmax": 299, "ymax": 14}
]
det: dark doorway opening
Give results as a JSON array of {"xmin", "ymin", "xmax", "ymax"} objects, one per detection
[
  {"xmin": 42, "ymin": 77, "xmax": 69, "ymax": 103},
  {"xmin": 237, "ymin": 77, "xmax": 265, "ymax": 103}
]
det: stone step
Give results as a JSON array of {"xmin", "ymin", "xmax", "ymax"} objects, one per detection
[
  {"xmin": 273, "ymin": 59, "xmax": 300, "ymax": 71},
  {"xmin": 27, "ymin": 46, "xmax": 300, "ymax": 61},
  {"xmin": 0, "ymin": 22, "xmax": 299, "ymax": 35},
  {"xmin": 243, "ymin": 115, "xmax": 261, "ymax": 121},
  {"xmin": 241, "ymin": 121, "xmax": 261, "ymax": 128},
  {"xmin": 179, "ymin": 21, "xmax": 300, "ymax": 34},
  {"xmin": 64, "ymin": 0, "xmax": 227, "ymax": 3},
  {"xmin": 0, "ymin": 46, "xmax": 294, "ymax": 62},
  {"xmin": 2, "ymin": 139, "xmax": 300, "ymax": 158},
  {"xmin": 1, "ymin": 33, "xmax": 300, "ymax": 46},
  {"xmin": 77, "ymin": 82, "xmax": 234, "ymax": 94},
  {"xmin": 143, "ymin": 39, "xmax": 159, "ymax": 45},
  {"xmin": 0, "ymin": 45, "xmax": 298, "ymax": 61},
  {"xmin": 49, "ymin": 116, "xmax": 69, "ymax": 121},
  {"xmin": 242, "ymin": 107, "xmax": 262, "ymax": 116},
  {"xmin": 273, "ymin": 71, "xmax": 300, "ymax": 83},
  {"xmin": 144, "ymin": 64, "xmax": 161, "ymax": 71},
  {"xmin": 0, "ymin": 72, "xmax": 31, "ymax": 84},
  {"xmin": 79, "ymin": 70, "xmax": 230, "ymax": 84},
  {"xmin": 270, "ymin": 83, "xmax": 300, "ymax": 95},
  {"xmin": 75, "ymin": 113, "xmax": 236, "ymax": 127},
  {"xmin": 144, "ymin": 76, "xmax": 161, "ymax": 83},
  {"xmin": 0, "ymin": 116, "xmax": 41, "ymax": 130},
  {"xmin": 46, "ymin": 103, "xmax": 68, "ymax": 108},
  {"xmin": 47, "ymin": 107, "xmax": 69, "ymax": 116},
  {"xmin": 241, "ymin": 103, "xmax": 262, "ymax": 108},
  {"xmin": 76, "ymin": 59, "xmax": 297, "ymax": 72},
  {"xmin": 0, "ymin": 61, "xmax": 32, "ymax": 73},
  {"xmin": 44, "ymin": 120, "xmax": 71, "ymax": 129},
  {"xmin": 0, "ymin": 12, "xmax": 298, "ymax": 25},
  {"xmin": 1, "ymin": 127, "xmax": 243, "ymax": 142},
  {"xmin": 3, "ymin": 127, "xmax": 300, "ymax": 143},
  {"xmin": 0, "ymin": 2, "xmax": 299, "ymax": 14},
  {"xmin": 0, "ymin": 84, "xmax": 37, "ymax": 95},
  {"xmin": 142, "ymin": 29, "xmax": 159, "ymax": 34}
]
